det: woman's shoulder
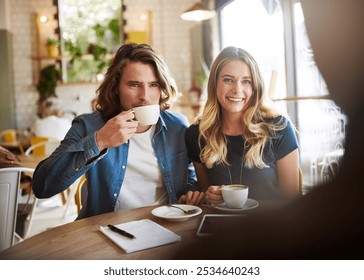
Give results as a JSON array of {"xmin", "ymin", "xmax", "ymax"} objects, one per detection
[
  {"xmin": 186, "ymin": 123, "xmax": 199, "ymax": 138},
  {"xmin": 265, "ymin": 115, "xmax": 295, "ymax": 130},
  {"xmin": 267, "ymin": 115, "xmax": 297, "ymax": 145},
  {"xmin": 265, "ymin": 115, "xmax": 289, "ymax": 125}
]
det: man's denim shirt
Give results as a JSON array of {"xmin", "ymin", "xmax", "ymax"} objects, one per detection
[{"xmin": 32, "ymin": 110, "xmax": 197, "ymax": 219}]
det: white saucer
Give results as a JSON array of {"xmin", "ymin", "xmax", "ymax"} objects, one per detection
[
  {"xmin": 214, "ymin": 199, "xmax": 259, "ymax": 212},
  {"xmin": 151, "ymin": 204, "xmax": 202, "ymax": 221}
]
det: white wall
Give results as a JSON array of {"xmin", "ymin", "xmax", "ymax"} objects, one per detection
[
  {"xmin": 0, "ymin": 0, "xmax": 11, "ymax": 30},
  {"xmin": 55, "ymin": 84, "xmax": 98, "ymax": 117}
]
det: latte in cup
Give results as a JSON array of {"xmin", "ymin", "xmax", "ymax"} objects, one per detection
[
  {"xmin": 221, "ymin": 184, "xmax": 249, "ymax": 209},
  {"xmin": 133, "ymin": 104, "xmax": 160, "ymax": 126}
]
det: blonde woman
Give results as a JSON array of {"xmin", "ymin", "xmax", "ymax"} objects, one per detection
[{"xmin": 185, "ymin": 46, "xmax": 299, "ymax": 204}]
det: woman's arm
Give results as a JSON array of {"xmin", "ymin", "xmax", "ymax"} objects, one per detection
[
  {"xmin": 193, "ymin": 161, "xmax": 210, "ymax": 192},
  {"xmin": 193, "ymin": 161, "xmax": 224, "ymax": 205},
  {"xmin": 276, "ymin": 148, "xmax": 300, "ymax": 198},
  {"xmin": 177, "ymin": 161, "xmax": 207, "ymax": 205}
]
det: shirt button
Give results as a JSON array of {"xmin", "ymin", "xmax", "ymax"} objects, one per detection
[
  {"xmin": 113, "ymin": 193, "xmax": 117, "ymax": 197},
  {"xmin": 122, "ymin": 165, "xmax": 125, "ymax": 169},
  {"xmin": 75, "ymin": 168, "xmax": 79, "ymax": 171}
]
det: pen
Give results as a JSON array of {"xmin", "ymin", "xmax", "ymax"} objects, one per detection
[{"xmin": 107, "ymin": 224, "xmax": 136, "ymax": 239}]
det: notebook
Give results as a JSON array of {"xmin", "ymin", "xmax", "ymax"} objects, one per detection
[{"xmin": 99, "ymin": 219, "xmax": 181, "ymax": 253}]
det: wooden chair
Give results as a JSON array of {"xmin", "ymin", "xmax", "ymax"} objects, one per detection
[
  {"xmin": 24, "ymin": 137, "xmax": 70, "ymax": 205},
  {"xmin": 25, "ymin": 137, "xmax": 60, "ymax": 156},
  {"xmin": 75, "ymin": 175, "xmax": 87, "ymax": 215},
  {"xmin": 0, "ymin": 129, "xmax": 30, "ymax": 155},
  {"xmin": 63, "ymin": 175, "xmax": 86, "ymax": 217},
  {"xmin": 299, "ymin": 168, "xmax": 303, "ymax": 195},
  {"xmin": 0, "ymin": 167, "xmax": 36, "ymax": 251}
]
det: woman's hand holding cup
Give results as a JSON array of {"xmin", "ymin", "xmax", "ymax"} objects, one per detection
[
  {"xmin": 206, "ymin": 184, "xmax": 249, "ymax": 209},
  {"xmin": 205, "ymin": 185, "xmax": 224, "ymax": 205}
]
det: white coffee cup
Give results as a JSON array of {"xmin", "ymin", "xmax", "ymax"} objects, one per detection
[
  {"xmin": 133, "ymin": 104, "xmax": 160, "ymax": 126},
  {"xmin": 221, "ymin": 184, "xmax": 249, "ymax": 209}
]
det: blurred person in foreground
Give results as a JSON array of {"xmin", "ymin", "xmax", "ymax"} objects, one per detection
[
  {"xmin": 175, "ymin": 0, "xmax": 364, "ymax": 259},
  {"xmin": 32, "ymin": 43, "xmax": 203, "ymax": 219},
  {"xmin": 185, "ymin": 46, "xmax": 299, "ymax": 203}
]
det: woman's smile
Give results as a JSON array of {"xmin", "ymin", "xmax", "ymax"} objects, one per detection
[{"xmin": 217, "ymin": 60, "xmax": 253, "ymax": 115}]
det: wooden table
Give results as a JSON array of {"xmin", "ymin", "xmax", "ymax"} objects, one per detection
[
  {"xmin": 18, "ymin": 154, "xmax": 47, "ymax": 169},
  {"xmin": 0, "ymin": 141, "xmax": 21, "ymax": 149},
  {"xmin": 0, "ymin": 201, "xmax": 279, "ymax": 260},
  {"xmin": 0, "ymin": 205, "xmax": 211, "ymax": 259},
  {"xmin": 0, "ymin": 139, "xmax": 30, "ymax": 155}
]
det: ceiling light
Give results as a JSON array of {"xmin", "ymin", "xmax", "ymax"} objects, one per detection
[
  {"xmin": 39, "ymin": 15, "xmax": 48, "ymax": 23},
  {"xmin": 180, "ymin": 2, "xmax": 216, "ymax": 21}
]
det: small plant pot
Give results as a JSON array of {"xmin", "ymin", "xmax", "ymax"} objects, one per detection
[{"xmin": 47, "ymin": 45, "xmax": 59, "ymax": 58}]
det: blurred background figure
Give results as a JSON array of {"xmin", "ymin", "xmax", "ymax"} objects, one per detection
[
  {"xmin": 91, "ymin": 98, "xmax": 98, "ymax": 112},
  {"xmin": 31, "ymin": 98, "xmax": 71, "ymax": 141}
]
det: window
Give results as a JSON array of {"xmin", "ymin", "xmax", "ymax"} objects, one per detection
[
  {"xmin": 220, "ymin": 0, "xmax": 286, "ymax": 101},
  {"xmin": 293, "ymin": 2, "xmax": 346, "ymax": 188},
  {"xmin": 58, "ymin": 0, "xmax": 121, "ymax": 83}
]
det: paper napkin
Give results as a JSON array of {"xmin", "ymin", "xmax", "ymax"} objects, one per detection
[{"xmin": 99, "ymin": 219, "xmax": 181, "ymax": 253}]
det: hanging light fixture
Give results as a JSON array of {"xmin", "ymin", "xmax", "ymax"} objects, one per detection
[{"xmin": 180, "ymin": 2, "xmax": 216, "ymax": 21}]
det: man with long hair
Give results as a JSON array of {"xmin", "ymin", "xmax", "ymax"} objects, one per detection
[{"xmin": 32, "ymin": 44, "xmax": 203, "ymax": 219}]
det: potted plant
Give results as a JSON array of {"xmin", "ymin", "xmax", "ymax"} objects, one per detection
[
  {"xmin": 46, "ymin": 37, "xmax": 60, "ymax": 58},
  {"xmin": 36, "ymin": 64, "xmax": 61, "ymax": 117}
]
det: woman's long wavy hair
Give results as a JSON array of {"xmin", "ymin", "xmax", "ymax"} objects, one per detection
[
  {"xmin": 198, "ymin": 46, "xmax": 287, "ymax": 169},
  {"xmin": 96, "ymin": 43, "xmax": 179, "ymax": 120}
]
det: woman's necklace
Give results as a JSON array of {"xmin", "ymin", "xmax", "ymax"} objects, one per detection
[
  {"xmin": 227, "ymin": 159, "xmax": 244, "ymax": 185},
  {"xmin": 226, "ymin": 139, "xmax": 247, "ymax": 185}
]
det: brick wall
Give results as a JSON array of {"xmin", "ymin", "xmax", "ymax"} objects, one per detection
[{"xmin": 10, "ymin": 0, "xmax": 60, "ymax": 129}]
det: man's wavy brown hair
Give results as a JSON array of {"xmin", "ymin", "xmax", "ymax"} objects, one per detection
[{"xmin": 96, "ymin": 43, "xmax": 179, "ymax": 120}]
